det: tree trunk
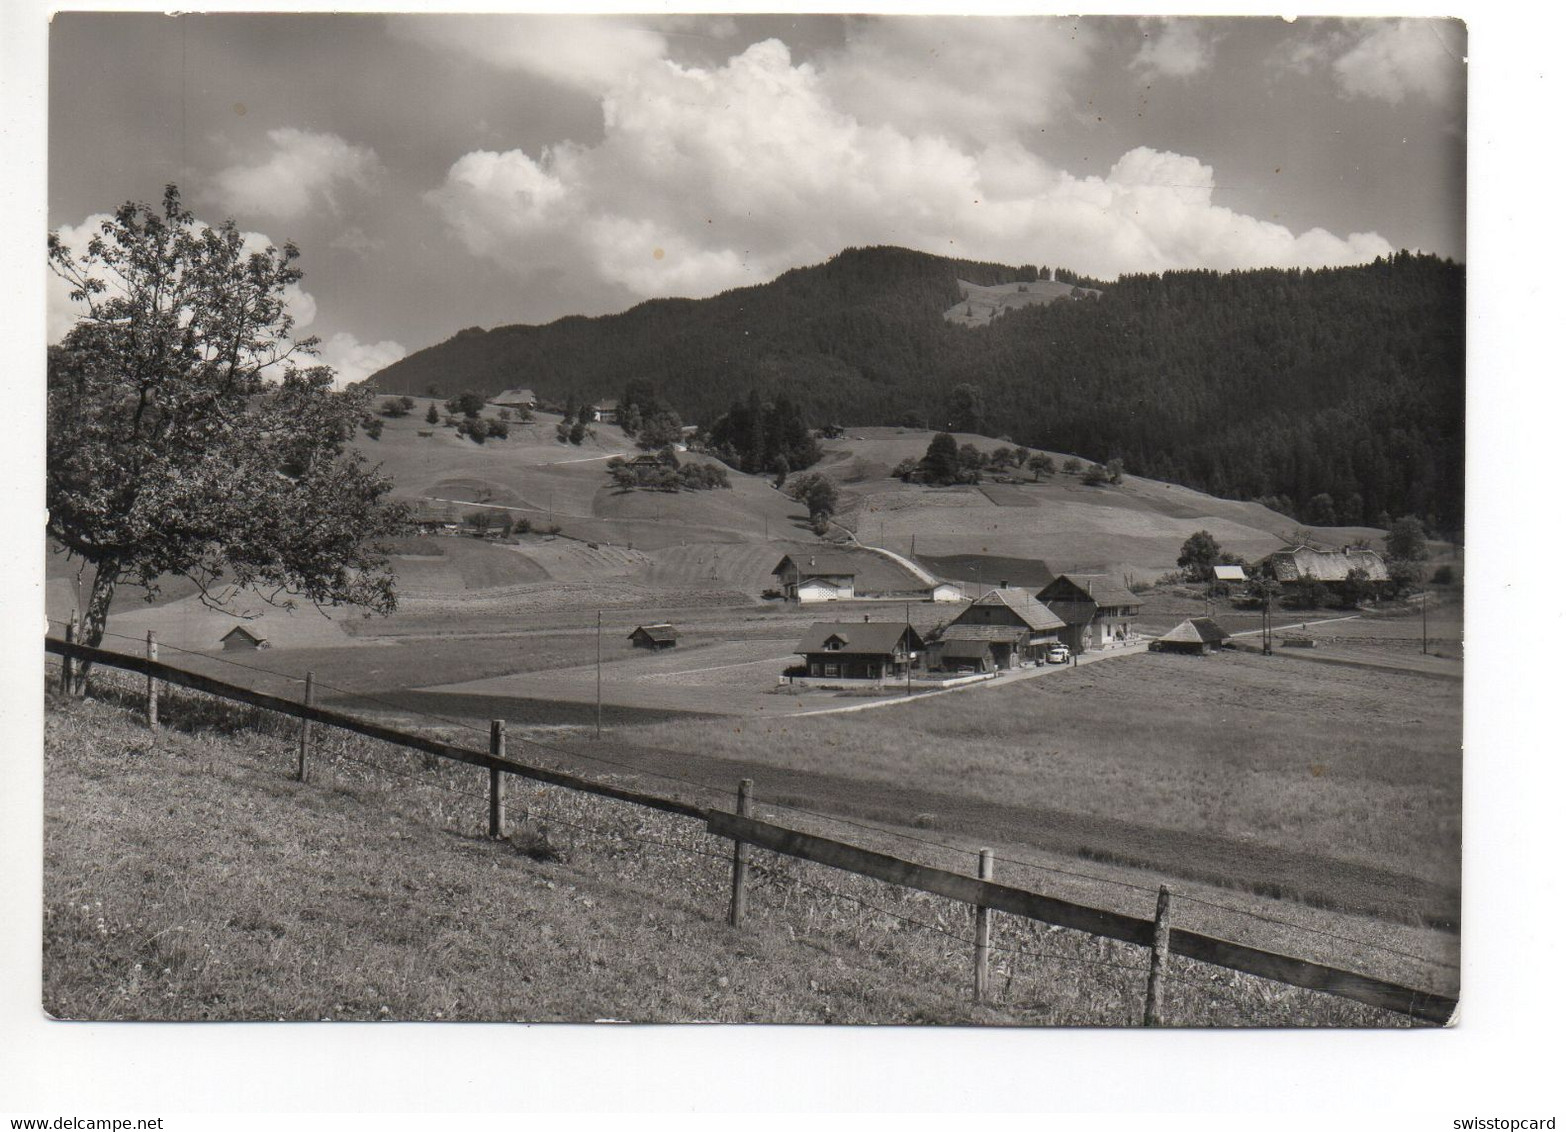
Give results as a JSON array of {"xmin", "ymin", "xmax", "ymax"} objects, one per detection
[{"xmin": 76, "ymin": 558, "xmax": 120, "ymax": 691}]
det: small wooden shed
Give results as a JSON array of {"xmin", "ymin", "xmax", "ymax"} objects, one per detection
[
  {"xmin": 629, "ymin": 624, "xmax": 679, "ymax": 650},
  {"xmin": 1148, "ymin": 617, "xmax": 1230, "ymax": 655},
  {"xmin": 220, "ymin": 625, "xmax": 269, "ymax": 651}
]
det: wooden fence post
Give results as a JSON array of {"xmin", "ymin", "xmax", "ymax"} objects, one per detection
[
  {"xmin": 145, "ymin": 630, "xmax": 158, "ymax": 727},
  {"xmin": 1143, "ymin": 884, "xmax": 1173, "ymax": 1026},
  {"xmin": 728, "ymin": 778, "xmax": 753, "ymax": 928},
  {"xmin": 62, "ymin": 613, "xmax": 77, "ymax": 696},
  {"xmin": 489, "ymin": 719, "xmax": 507, "ymax": 838},
  {"xmin": 296, "ymin": 671, "xmax": 314, "ymax": 783},
  {"xmin": 974, "ymin": 847, "xmax": 994, "ymax": 1004}
]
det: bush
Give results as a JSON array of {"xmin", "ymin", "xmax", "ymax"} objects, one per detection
[{"xmin": 445, "ymin": 391, "xmax": 486, "ymax": 419}]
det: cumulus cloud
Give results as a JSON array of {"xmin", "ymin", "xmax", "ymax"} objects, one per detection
[
  {"xmin": 48, "ymin": 214, "xmax": 318, "ymax": 345},
  {"xmin": 1333, "ymin": 20, "xmax": 1464, "ymax": 104},
  {"xmin": 316, "ymin": 332, "xmax": 407, "ymax": 389},
  {"xmin": 425, "ymin": 33, "xmax": 1393, "ymax": 310},
  {"xmin": 209, "ymin": 128, "xmax": 382, "ymax": 221},
  {"xmin": 1131, "ymin": 19, "xmax": 1218, "ymax": 80},
  {"xmin": 1283, "ymin": 19, "xmax": 1464, "ymax": 105}
]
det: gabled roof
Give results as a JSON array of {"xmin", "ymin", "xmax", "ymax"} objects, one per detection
[
  {"xmin": 772, "ymin": 552, "xmax": 860, "ymax": 578},
  {"xmin": 629, "ymin": 623, "xmax": 678, "ymax": 643},
  {"xmin": 794, "ymin": 622, "xmax": 924, "ymax": 656},
  {"xmin": 1037, "ymin": 574, "xmax": 1142, "ymax": 608},
  {"xmin": 220, "ymin": 625, "xmax": 266, "ymax": 643},
  {"xmin": 1268, "ymin": 546, "xmax": 1389, "ymax": 583},
  {"xmin": 955, "ymin": 587, "xmax": 1066, "ymax": 632},
  {"xmin": 1157, "ymin": 617, "xmax": 1230, "ymax": 645}
]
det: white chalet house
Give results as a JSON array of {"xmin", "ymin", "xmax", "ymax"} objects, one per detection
[{"xmin": 771, "ymin": 552, "xmax": 859, "ymax": 603}]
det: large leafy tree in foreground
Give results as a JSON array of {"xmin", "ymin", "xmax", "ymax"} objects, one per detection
[{"xmin": 48, "ymin": 186, "xmax": 406, "ymax": 651}]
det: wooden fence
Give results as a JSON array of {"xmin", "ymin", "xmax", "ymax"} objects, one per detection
[{"xmin": 43, "ymin": 635, "xmax": 1458, "ymax": 1026}]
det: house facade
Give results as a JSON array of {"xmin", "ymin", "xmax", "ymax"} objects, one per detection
[
  {"xmin": 771, "ymin": 552, "xmax": 859, "ymax": 602},
  {"xmin": 590, "ymin": 400, "xmax": 619, "ymax": 425},
  {"xmin": 1037, "ymin": 574, "xmax": 1143, "ymax": 651},
  {"xmin": 792, "ymin": 622, "xmax": 924, "ymax": 683},
  {"xmin": 930, "ymin": 587, "xmax": 1066, "ymax": 671}
]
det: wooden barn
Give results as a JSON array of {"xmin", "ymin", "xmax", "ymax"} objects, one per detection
[
  {"xmin": 1037, "ymin": 574, "xmax": 1143, "ymax": 651},
  {"xmin": 792, "ymin": 621, "xmax": 924, "ymax": 682},
  {"xmin": 930, "ymin": 586, "xmax": 1066, "ymax": 671},
  {"xmin": 1149, "ymin": 617, "xmax": 1231, "ymax": 655},
  {"xmin": 220, "ymin": 626, "xmax": 269, "ymax": 651},
  {"xmin": 628, "ymin": 624, "xmax": 679, "ymax": 650}
]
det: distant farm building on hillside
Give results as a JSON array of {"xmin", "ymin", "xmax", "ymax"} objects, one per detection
[
  {"xmin": 1265, "ymin": 546, "xmax": 1389, "ymax": 594},
  {"xmin": 1212, "ymin": 564, "xmax": 1247, "ymax": 583},
  {"xmin": 220, "ymin": 626, "xmax": 269, "ymax": 651},
  {"xmin": 929, "ymin": 582, "xmax": 965, "ymax": 603},
  {"xmin": 1149, "ymin": 617, "xmax": 1232, "ymax": 655},
  {"xmin": 488, "ymin": 388, "xmax": 537, "ymax": 410},
  {"xmin": 772, "ymin": 552, "xmax": 859, "ymax": 603},
  {"xmin": 628, "ymin": 624, "xmax": 679, "ymax": 650},
  {"xmin": 409, "ymin": 500, "xmax": 460, "ymax": 533},
  {"xmin": 930, "ymin": 586, "xmax": 1066, "ymax": 672},
  {"xmin": 791, "ymin": 621, "xmax": 924, "ymax": 683},
  {"xmin": 1037, "ymin": 574, "xmax": 1143, "ymax": 651},
  {"xmin": 590, "ymin": 400, "xmax": 619, "ymax": 425}
]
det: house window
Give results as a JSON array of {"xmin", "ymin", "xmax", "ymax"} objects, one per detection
[
  {"xmin": 825, "ymin": 638, "xmax": 844, "ymax": 651},
  {"xmin": 824, "ymin": 663, "xmax": 840, "ymax": 677}
]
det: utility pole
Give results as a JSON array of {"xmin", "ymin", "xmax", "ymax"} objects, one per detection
[
  {"xmin": 595, "ymin": 610, "xmax": 603, "ymax": 739},
  {"xmin": 1421, "ymin": 591, "xmax": 1429, "ymax": 655},
  {"xmin": 905, "ymin": 601, "xmax": 913, "ymax": 697}
]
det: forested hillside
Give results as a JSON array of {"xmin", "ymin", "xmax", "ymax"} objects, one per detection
[{"xmin": 368, "ymin": 246, "xmax": 1464, "ymax": 529}]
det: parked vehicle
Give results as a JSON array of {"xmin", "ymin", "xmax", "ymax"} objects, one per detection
[{"xmin": 1046, "ymin": 644, "xmax": 1071, "ymax": 665}]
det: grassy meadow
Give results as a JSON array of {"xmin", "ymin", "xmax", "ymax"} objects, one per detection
[
  {"xmin": 43, "ymin": 678, "xmax": 1417, "ymax": 1025},
  {"xmin": 620, "ymin": 648, "xmax": 1462, "ymax": 927}
]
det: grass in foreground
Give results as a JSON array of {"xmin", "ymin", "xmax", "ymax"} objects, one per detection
[{"xmin": 42, "ymin": 676, "xmax": 1411, "ymax": 1025}]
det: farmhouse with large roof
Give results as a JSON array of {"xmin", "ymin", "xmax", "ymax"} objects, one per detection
[
  {"xmin": 929, "ymin": 586, "xmax": 1066, "ymax": 672},
  {"xmin": 1037, "ymin": 574, "xmax": 1143, "ymax": 652},
  {"xmin": 1264, "ymin": 546, "xmax": 1389, "ymax": 595}
]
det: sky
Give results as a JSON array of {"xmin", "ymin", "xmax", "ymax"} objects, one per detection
[{"xmin": 48, "ymin": 13, "xmax": 1466, "ymax": 385}]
